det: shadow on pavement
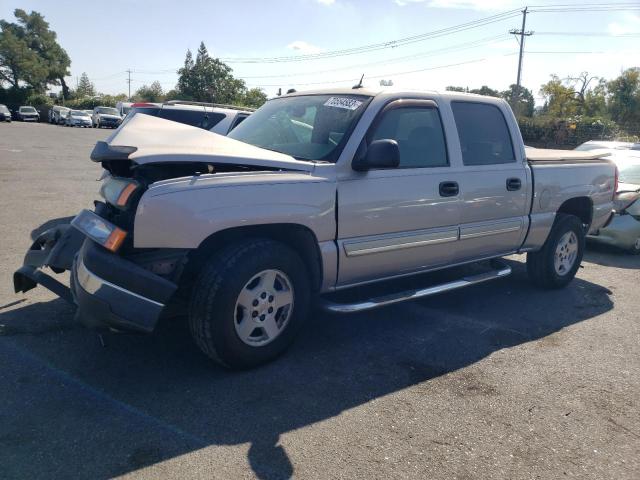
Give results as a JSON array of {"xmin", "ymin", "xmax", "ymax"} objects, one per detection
[
  {"xmin": 585, "ymin": 241, "xmax": 640, "ymax": 269},
  {"xmin": 0, "ymin": 259, "xmax": 614, "ymax": 479}
]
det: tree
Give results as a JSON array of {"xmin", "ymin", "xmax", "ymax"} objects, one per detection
[
  {"xmin": 607, "ymin": 68, "xmax": 640, "ymax": 126},
  {"xmin": 502, "ymin": 84, "xmax": 535, "ymax": 117},
  {"xmin": 0, "ymin": 9, "xmax": 71, "ymax": 96},
  {"xmin": 583, "ymin": 79, "xmax": 608, "ymax": 117},
  {"xmin": 176, "ymin": 42, "xmax": 246, "ymax": 104},
  {"xmin": 469, "ymin": 85, "xmax": 500, "ymax": 97},
  {"xmin": 239, "ymin": 87, "xmax": 267, "ymax": 108},
  {"xmin": 0, "ymin": 16, "xmax": 48, "ymax": 89},
  {"xmin": 135, "ymin": 80, "xmax": 164, "ymax": 102},
  {"xmin": 76, "ymin": 72, "xmax": 95, "ymax": 97},
  {"xmin": 539, "ymin": 75, "xmax": 578, "ymax": 117}
]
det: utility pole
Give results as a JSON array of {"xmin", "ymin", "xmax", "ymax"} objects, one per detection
[
  {"xmin": 126, "ymin": 69, "xmax": 132, "ymax": 100},
  {"xmin": 509, "ymin": 7, "xmax": 533, "ymax": 103}
]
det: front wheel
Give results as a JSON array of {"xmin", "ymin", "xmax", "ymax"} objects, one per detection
[
  {"xmin": 527, "ymin": 214, "xmax": 585, "ymax": 289},
  {"xmin": 189, "ymin": 239, "xmax": 310, "ymax": 369}
]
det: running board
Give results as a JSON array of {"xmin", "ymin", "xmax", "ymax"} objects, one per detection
[{"xmin": 318, "ymin": 261, "xmax": 512, "ymax": 313}]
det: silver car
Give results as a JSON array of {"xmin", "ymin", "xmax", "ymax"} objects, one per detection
[
  {"xmin": 584, "ymin": 147, "xmax": 640, "ymax": 254},
  {"xmin": 65, "ymin": 110, "xmax": 93, "ymax": 127}
]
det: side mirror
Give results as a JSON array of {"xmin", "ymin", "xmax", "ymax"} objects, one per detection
[{"xmin": 353, "ymin": 139, "xmax": 400, "ymax": 171}]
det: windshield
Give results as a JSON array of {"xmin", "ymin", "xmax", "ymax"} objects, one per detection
[
  {"xmin": 71, "ymin": 110, "xmax": 89, "ymax": 116},
  {"xmin": 228, "ymin": 94, "xmax": 370, "ymax": 161},
  {"xmin": 97, "ymin": 107, "xmax": 119, "ymax": 116},
  {"xmin": 20, "ymin": 107, "xmax": 36, "ymax": 113}
]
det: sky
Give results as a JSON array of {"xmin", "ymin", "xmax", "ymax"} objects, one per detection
[{"xmin": 1, "ymin": 0, "xmax": 639, "ymax": 105}]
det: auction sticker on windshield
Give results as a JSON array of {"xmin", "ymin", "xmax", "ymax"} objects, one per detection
[{"xmin": 324, "ymin": 97, "xmax": 363, "ymax": 110}]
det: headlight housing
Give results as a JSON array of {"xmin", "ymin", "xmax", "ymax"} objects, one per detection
[
  {"xmin": 100, "ymin": 176, "xmax": 140, "ymax": 210},
  {"xmin": 71, "ymin": 209, "xmax": 127, "ymax": 252}
]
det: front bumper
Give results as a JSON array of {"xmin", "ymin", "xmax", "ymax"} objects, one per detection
[{"xmin": 14, "ymin": 222, "xmax": 179, "ymax": 332}]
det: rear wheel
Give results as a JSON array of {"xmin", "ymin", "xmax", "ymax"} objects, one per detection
[
  {"xmin": 188, "ymin": 239, "xmax": 310, "ymax": 369},
  {"xmin": 527, "ymin": 214, "xmax": 585, "ymax": 289},
  {"xmin": 630, "ymin": 237, "xmax": 640, "ymax": 255}
]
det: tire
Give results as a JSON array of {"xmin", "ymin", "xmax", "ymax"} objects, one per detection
[
  {"xmin": 527, "ymin": 213, "xmax": 585, "ymax": 289},
  {"xmin": 189, "ymin": 239, "xmax": 310, "ymax": 369},
  {"xmin": 630, "ymin": 238, "xmax": 640, "ymax": 255}
]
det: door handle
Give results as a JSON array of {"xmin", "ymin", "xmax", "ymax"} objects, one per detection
[
  {"xmin": 506, "ymin": 178, "xmax": 521, "ymax": 191},
  {"xmin": 439, "ymin": 181, "xmax": 459, "ymax": 197}
]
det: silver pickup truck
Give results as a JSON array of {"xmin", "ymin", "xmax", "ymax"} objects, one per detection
[{"xmin": 14, "ymin": 88, "xmax": 616, "ymax": 369}]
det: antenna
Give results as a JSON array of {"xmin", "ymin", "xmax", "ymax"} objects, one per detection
[{"xmin": 353, "ymin": 74, "xmax": 365, "ymax": 89}]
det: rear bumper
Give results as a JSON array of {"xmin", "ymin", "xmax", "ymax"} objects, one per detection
[{"xmin": 14, "ymin": 222, "xmax": 179, "ymax": 333}]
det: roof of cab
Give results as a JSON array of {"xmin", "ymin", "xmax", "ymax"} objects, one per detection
[{"xmin": 275, "ymin": 87, "xmax": 507, "ymax": 104}]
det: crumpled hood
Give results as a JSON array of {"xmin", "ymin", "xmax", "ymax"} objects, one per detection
[{"xmin": 101, "ymin": 113, "xmax": 315, "ymax": 172}]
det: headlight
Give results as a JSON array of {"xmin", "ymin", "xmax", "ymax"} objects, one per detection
[
  {"xmin": 99, "ymin": 177, "xmax": 140, "ymax": 210},
  {"xmin": 71, "ymin": 209, "xmax": 127, "ymax": 252}
]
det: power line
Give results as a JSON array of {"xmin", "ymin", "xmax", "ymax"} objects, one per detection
[{"xmin": 221, "ymin": 8, "xmax": 523, "ymax": 63}]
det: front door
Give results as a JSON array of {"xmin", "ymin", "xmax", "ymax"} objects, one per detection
[{"xmin": 337, "ymin": 100, "xmax": 462, "ymax": 287}]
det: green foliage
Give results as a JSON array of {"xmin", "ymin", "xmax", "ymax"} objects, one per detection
[
  {"xmin": 469, "ymin": 85, "xmax": 500, "ymax": 97},
  {"xmin": 176, "ymin": 42, "xmax": 244, "ymax": 103},
  {"xmin": 76, "ymin": 72, "xmax": 95, "ymax": 97},
  {"xmin": 519, "ymin": 115, "xmax": 621, "ymax": 149},
  {"xmin": 65, "ymin": 93, "xmax": 126, "ymax": 109},
  {"xmin": 607, "ymin": 67, "xmax": 640, "ymax": 127},
  {"xmin": 539, "ymin": 75, "xmax": 579, "ymax": 117},
  {"xmin": 0, "ymin": 9, "xmax": 71, "ymax": 96},
  {"xmin": 502, "ymin": 84, "xmax": 535, "ymax": 117},
  {"xmin": 134, "ymin": 80, "xmax": 164, "ymax": 102},
  {"xmin": 238, "ymin": 87, "xmax": 268, "ymax": 108},
  {"xmin": 25, "ymin": 92, "xmax": 52, "ymax": 106}
]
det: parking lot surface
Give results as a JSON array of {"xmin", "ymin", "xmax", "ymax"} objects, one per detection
[{"xmin": 1, "ymin": 122, "xmax": 639, "ymax": 479}]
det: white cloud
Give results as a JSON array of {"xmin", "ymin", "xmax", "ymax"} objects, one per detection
[
  {"xmin": 395, "ymin": 0, "xmax": 517, "ymax": 9},
  {"xmin": 608, "ymin": 13, "xmax": 640, "ymax": 35},
  {"xmin": 316, "ymin": 0, "xmax": 335, "ymax": 5},
  {"xmin": 287, "ymin": 40, "xmax": 324, "ymax": 55}
]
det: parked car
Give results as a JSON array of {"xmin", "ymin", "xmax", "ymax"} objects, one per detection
[
  {"xmin": 583, "ymin": 147, "xmax": 640, "ymax": 254},
  {"xmin": 125, "ymin": 100, "xmax": 252, "ymax": 134},
  {"xmin": 92, "ymin": 106, "xmax": 122, "ymax": 128},
  {"xmin": 58, "ymin": 108, "xmax": 71, "ymax": 125},
  {"xmin": 575, "ymin": 140, "xmax": 640, "ymax": 152},
  {"xmin": 65, "ymin": 109, "xmax": 93, "ymax": 127},
  {"xmin": 16, "ymin": 106, "xmax": 40, "ymax": 122},
  {"xmin": 49, "ymin": 106, "xmax": 70, "ymax": 124},
  {"xmin": 14, "ymin": 88, "xmax": 616, "ymax": 369},
  {"xmin": 0, "ymin": 104, "xmax": 11, "ymax": 122}
]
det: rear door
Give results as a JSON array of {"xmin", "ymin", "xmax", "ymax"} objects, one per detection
[
  {"xmin": 449, "ymin": 101, "xmax": 529, "ymax": 262},
  {"xmin": 337, "ymin": 99, "xmax": 461, "ymax": 287}
]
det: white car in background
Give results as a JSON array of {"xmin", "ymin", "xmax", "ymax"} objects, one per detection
[
  {"xmin": 92, "ymin": 106, "xmax": 122, "ymax": 129},
  {"xmin": 65, "ymin": 110, "xmax": 93, "ymax": 127}
]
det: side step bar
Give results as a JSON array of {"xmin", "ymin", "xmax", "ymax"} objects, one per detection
[{"xmin": 318, "ymin": 261, "xmax": 512, "ymax": 313}]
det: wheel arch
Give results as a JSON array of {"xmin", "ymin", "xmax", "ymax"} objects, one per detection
[
  {"xmin": 183, "ymin": 223, "xmax": 324, "ymax": 292},
  {"xmin": 557, "ymin": 196, "xmax": 593, "ymax": 229}
]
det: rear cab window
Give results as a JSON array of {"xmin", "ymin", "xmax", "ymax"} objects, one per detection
[{"xmin": 451, "ymin": 101, "xmax": 515, "ymax": 166}]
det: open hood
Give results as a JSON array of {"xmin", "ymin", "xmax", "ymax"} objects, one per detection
[{"xmin": 93, "ymin": 113, "xmax": 315, "ymax": 172}]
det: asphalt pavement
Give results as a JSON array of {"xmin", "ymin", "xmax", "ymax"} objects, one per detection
[{"xmin": 0, "ymin": 122, "xmax": 639, "ymax": 479}]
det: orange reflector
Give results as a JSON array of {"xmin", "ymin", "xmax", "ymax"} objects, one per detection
[
  {"xmin": 103, "ymin": 227, "xmax": 127, "ymax": 252},
  {"xmin": 116, "ymin": 183, "xmax": 138, "ymax": 207}
]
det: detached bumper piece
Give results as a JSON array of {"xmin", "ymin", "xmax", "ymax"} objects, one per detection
[
  {"xmin": 13, "ymin": 224, "xmax": 85, "ymax": 301},
  {"xmin": 13, "ymin": 221, "xmax": 179, "ymax": 333},
  {"xmin": 71, "ymin": 240, "xmax": 178, "ymax": 332}
]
